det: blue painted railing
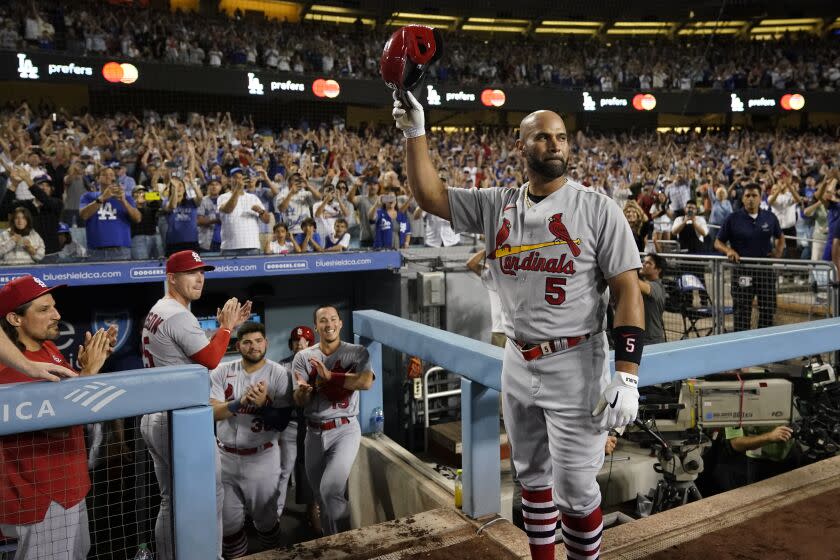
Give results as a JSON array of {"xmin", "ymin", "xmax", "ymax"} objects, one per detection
[
  {"xmin": 352, "ymin": 311, "xmax": 840, "ymax": 518},
  {"xmin": 0, "ymin": 366, "xmax": 216, "ymax": 560}
]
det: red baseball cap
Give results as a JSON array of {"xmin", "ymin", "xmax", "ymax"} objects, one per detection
[
  {"xmin": 0, "ymin": 275, "xmax": 66, "ymax": 317},
  {"xmin": 289, "ymin": 326, "xmax": 315, "ymax": 345},
  {"xmin": 166, "ymin": 250, "xmax": 215, "ymax": 274}
]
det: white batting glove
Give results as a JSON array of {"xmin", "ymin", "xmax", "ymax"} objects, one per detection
[
  {"xmin": 392, "ymin": 90, "xmax": 425, "ymax": 139},
  {"xmin": 592, "ymin": 371, "xmax": 639, "ymax": 431}
]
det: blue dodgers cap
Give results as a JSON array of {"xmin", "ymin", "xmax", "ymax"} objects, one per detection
[{"xmin": 229, "ymin": 167, "xmax": 244, "ymax": 177}]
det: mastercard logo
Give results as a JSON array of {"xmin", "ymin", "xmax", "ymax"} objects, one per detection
[
  {"xmin": 632, "ymin": 93, "xmax": 657, "ymax": 111},
  {"xmin": 102, "ymin": 62, "xmax": 138, "ymax": 84},
  {"xmin": 780, "ymin": 93, "xmax": 805, "ymax": 111},
  {"xmin": 312, "ymin": 78, "xmax": 340, "ymax": 98},
  {"xmin": 480, "ymin": 89, "xmax": 506, "ymax": 107}
]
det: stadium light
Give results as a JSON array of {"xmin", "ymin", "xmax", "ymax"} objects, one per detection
[
  {"xmin": 535, "ymin": 28, "xmax": 599, "ymax": 35},
  {"xmin": 391, "ymin": 12, "xmax": 458, "ymax": 21},
  {"xmin": 304, "ymin": 13, "xmax": 374, "ymax": 25},
  {"xmin": 461, "ymin": 24, "xmax": 528, "ymax": 33},
  {"xmin": 606, "ymin": 28, "xmax": 671, "ymax": 35},
  {"xmin": 309, "ymin": 4, "xmax": 359, "ymax": 14},
  {"xmin": 612, "ymin": 21, "xmax": 674, "ymax": 27},
  {"xmin": 540, "ymin": 20, "xmax": 602, "ymax": 27},
  {"xmin": 678, "ymin": 28, "xmax": 740, "ymax": 35},
  {"xmin": 467, "ymin": 17, "xmax": 530, "ymax": 25}
]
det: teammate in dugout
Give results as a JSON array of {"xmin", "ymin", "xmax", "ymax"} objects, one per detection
[
  {"xmin": 393, "ymin": 95, "xmax": 645, "ymax": 560},
  {"xmin": 0, "ymin": 275, "xmax": 115, "ymax": 559},
  {"xmin": 141, "ymin": 250, "xmax": 252, "ymax": 560},
  {"xmin": 279, "ymin": 326, "xmax": 321, "ymax": 535},
  {"xmin": 210, "ymin": 322, "xmax": 294, "ymax": 558},
  {"xmin": 292, "ymin": 305, "xmax": 375, "ymax": 536}
]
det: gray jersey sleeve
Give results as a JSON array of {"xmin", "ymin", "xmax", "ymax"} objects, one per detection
[
  {"xmin": 209, "ymin": 365, "xmax": 226, "ymax": 401},
  {"xmin": 596, "ymin": 199, "xmax": 643, "ymax": 279},
  {"xmin": 269, "ymin": 362, "xmax": 294, "ymax": 408},
  {"xmin": 447, "ymin": 187, "xmax": 505, "ymax": 236},
  {"xmin": 161, "ymin": 311, "xmax": 210, "ymax": 358}
]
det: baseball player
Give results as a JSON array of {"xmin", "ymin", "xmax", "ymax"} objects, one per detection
[
  {"xmin": 0, "ymin": 275, "xmax": 113, "ymax": 559},
  {"xmin": 277, "ymin": 326, "xmax": 318, "ymax": 530},
  {"xmin": 141, "ymin": 250, "xmax": 252, "ymax": 560},
  {"xmin": 292, "ymin": 305, "xmax": 375, "ymax": 536},
  {"xmin": 393, "ymin": 95, "xmax": 644, "ymax": 560},
  {"xmin": 210, "ymin": 322, "xmax": 294, "ymax": 558}
]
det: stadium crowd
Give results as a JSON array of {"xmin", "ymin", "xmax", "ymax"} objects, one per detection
[
  {"xmin": 1, "ymin": 102, "xmax": 839, "ymax": 266},
  {"xmin": 3, "ymin": 0, "xmax": 840, "ymax": 91}
]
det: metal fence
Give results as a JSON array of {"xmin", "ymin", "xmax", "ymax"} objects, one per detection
[
  {"xmin": 657, "ymin": 254, "xmax": 838, "ymax": 341},
  {"xmin": 0, "ymin": 366, "xmax": 216, "ymax": 560}
]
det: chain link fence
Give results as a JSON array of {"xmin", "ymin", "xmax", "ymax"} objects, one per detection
[{"xmin": 659, "ymin": 254, "xmax": 838, "ymax": 342}]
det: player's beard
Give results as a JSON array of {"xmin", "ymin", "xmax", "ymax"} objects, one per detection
[
  {"xmin": 526, "ymin": 150, "xmax": 568, "ymax": 180},
  {"xmin": 242, "ymin": 350, "xmax": 266, "ymax": 364}
]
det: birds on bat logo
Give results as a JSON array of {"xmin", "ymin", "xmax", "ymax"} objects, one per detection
[{"xmin": 488, "ymin": 212, "xmax": 582, "ymax": 261}]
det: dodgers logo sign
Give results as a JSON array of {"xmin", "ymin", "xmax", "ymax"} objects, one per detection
[{"xmin": 92, "ymin": 311, "xmax": 132, "ymax": 353}]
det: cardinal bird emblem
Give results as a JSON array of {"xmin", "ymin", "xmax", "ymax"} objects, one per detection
[
  {"xmin": 548, "ymin": 213, "xmax": 581, "ymax": 257},
  {"xmin": 490, "ymin": 218, "xmax": 512, "ymax": 259},
  {"xmin": 224, "ymin": 383, "xmax": 234, "ymax": 400}
]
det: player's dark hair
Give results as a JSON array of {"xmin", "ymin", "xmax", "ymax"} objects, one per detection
[
  {"xmin": 273, "ymin": 222, "xmax": 288, "ymax": 233},
  {"xmin": 2, "ymin": 301, "xmax": 34, "ymax": 351},
  {"xmin": 335, "ymin": 218, "xmax": 348, "ymax": 227},
  {"xmin": 743, "ymin": 183, "xmax": 762, "ymax": 195},
  {"xmin": 313, "ymin": 305, "xmax": 339, "ymax": 323},
  {"xmin": 237, "ymin": 321, "xmax": 264, "ymax": 339},
  {"xmin": 646, "ymin": 253, "xmax": 667, "ymax": 275}
]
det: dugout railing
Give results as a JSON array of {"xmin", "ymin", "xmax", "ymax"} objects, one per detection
[
  {"xmin": 0, "ymin": 365, "xmax": 216, "ymax": 560},
  {"xmin": 353, "ymin": 310, "xmax": 840, "ymax": 519}
]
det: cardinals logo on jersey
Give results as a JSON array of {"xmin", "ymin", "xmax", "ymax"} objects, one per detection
[{"xmin": 488, "ymin": 213, "xmax": 582, "ymax": 261}]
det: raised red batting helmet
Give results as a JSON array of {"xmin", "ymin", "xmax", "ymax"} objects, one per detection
[{"xmin": 380, "ymin": 25, "xmax": 443, "ymax": 92}]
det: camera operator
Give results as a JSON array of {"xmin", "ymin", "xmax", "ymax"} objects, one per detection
[{"xmin": 727, "ymin": 425, "xmax": 800, "ymax": 484}]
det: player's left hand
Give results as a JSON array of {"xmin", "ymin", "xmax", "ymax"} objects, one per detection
[
  {"xmin": 245, "ymin": 381, "xmax": 268, "ymax": 408},
  {"xmin": 592, "ymin": 371, "xmax": 639, "ymax": 431},
  {"xmin": 309, "ymin": 358, "xmax": 331, "ymax": 382}
]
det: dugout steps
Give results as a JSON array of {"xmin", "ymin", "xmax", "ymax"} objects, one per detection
[{"xmin": 244, "ymin": 444, "xmax": 840, "ymax": 559}]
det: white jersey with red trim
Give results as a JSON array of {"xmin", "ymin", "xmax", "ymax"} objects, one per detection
[
  {"xmin": 210, "ymin": 359, "xmax": 293, "ymax": 449},
  {"xmin": 291, "ymin": 342, "xmax": 372, "ymax": 422},
  {"xmin": 141, "ymin": 297, "xmax": 210, "ymax": 368},
  {"xmin": 448, "ymin": 181, "xmax": 641, "ymax": 343}
]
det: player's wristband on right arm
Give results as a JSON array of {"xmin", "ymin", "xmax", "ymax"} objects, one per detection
[{"xmin": 227, "ymin": 400, "xmax": 241, "ymax": 414}]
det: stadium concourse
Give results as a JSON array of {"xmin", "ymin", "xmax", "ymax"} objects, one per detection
[{"xmin": 1, "ymin": 0, "xmax": 840, "ymax": 559}]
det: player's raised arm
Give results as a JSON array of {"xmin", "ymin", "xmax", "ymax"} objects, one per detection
[{"xmin": 393, "ymin": 92, "xmax": 451, "ymax": 221}]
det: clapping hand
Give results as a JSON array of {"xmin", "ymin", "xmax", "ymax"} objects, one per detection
[
  {"xmin": 78, "ymin": 328, "xmax": 111, "ymax": 374},
  {"xmin": 244, "ymin": 381, "xmax": 268, "ymax": 408}
]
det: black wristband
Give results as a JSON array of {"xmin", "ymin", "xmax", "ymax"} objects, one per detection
[
  {"xmin": 612, "ymin": 325, "xmax": 645, "ymax": 365},
  {"xmin": 227, "ymin": 400, "xmax": 241, "ymax": 414}
]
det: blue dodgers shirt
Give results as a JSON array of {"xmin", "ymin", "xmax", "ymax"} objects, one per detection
[
  {"xmin": 717, "ymin": 208, "xmax": 782, "ymax": 258},
  {"xmin": 80, "ymin": 191, "xmax": 136, "ymax": 248},
  {"xmin": 166, "ymin": 199, "xmax": 199, "ymax": 245}
]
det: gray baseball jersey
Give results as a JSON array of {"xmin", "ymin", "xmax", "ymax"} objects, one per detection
[
  {"xmin": 448, "ymin": 181, "xmax": 641, "ymax": 342},
  {"xmin": 292, "ymin": 342, "xmax": 372, "ymax": 422},
  {"xmin": 142, "ymin": 297, "xmax": 210, "ymax": 368},
  {"xmin": 210, "ymin": 360, "xmax": 293, "ymax": 448}
]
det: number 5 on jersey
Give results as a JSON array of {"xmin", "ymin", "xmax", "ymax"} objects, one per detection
[{"xmin": 545, "ymin": 277, "xmax": 566, "ymax": 305}]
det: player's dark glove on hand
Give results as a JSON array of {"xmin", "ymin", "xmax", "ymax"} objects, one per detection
[
  {"xmin": 257, "ymin": 406, "xmax": 294, "ymax": 432},
  {"xmin": 592, "ymin": 371, "xmax": 639, "ymax": 431}
]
